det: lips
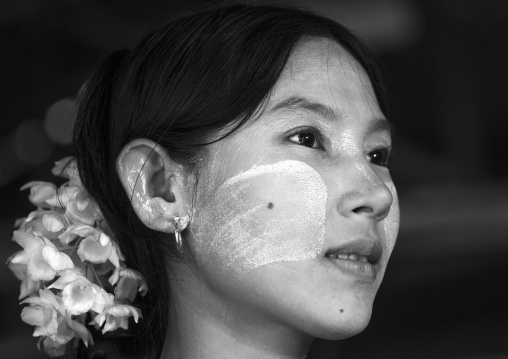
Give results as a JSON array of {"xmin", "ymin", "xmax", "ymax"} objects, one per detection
[{"xmin": 325, "ymin": 238, "xmax": 383, "ymax": 281}]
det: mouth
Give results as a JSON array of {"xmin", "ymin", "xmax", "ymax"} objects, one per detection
[{"xmin": 325, "ymin": 238, "xmax": 383, "ymax": 281}]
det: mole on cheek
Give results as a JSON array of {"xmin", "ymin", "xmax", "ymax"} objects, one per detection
[{"xmin": 267, "ymin": 202, "xmax": 274, "ymax": 209}]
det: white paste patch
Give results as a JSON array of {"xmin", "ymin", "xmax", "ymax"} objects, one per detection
[{"xmin": 193, "ymin": 160, "xmax": 328, "ymax": 273}]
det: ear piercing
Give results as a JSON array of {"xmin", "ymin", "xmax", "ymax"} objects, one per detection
[{"xmin": 173, "ymin": 215, "xmax": 190, "ymax": 252}]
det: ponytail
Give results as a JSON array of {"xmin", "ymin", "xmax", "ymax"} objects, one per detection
[{"xmin": 74, "ymin": 49, "xmax": 172, "ymax": 359}]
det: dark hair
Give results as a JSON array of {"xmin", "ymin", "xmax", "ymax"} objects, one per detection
[{"xmin": 73, "ymin": 3, "xmax": 385, "ymax": 358}]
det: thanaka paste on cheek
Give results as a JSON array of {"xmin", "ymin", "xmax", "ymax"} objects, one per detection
[{"xmin": 193, "ymin": 160, "xmax": 327, "ymax": 274}]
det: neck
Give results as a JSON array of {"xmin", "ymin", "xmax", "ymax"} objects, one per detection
[{"xmin": 160, "ymin": 261, "xmax": 313, "ymax": 359}]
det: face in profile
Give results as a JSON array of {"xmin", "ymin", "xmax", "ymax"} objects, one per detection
[{"xmin": 187, "ymin": 37, "xmax": 400, "ymax": 340}]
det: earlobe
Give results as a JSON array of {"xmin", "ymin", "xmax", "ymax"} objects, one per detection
[{"xmin": 116, "ymin": 139, "xmax": 191, "ymax": 233}]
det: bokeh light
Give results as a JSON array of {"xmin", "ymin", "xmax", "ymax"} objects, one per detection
[{"xmin": 43, "ymin": 99, "xmax": 77, "ymax": 145}]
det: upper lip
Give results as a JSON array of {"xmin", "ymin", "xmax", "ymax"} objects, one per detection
[{"xmin": 325, "ymin": 238, "xmax": 383, "ymax": 264}]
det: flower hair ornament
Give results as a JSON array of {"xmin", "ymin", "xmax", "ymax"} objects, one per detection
[{"xmin": 6, "ymin": 157, "xmax": 148, "ymax": 357}]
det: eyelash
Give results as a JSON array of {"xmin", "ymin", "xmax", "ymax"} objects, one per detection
[
  {"xmin": 368, "ymin": 147, "xmax": 392, "ymax": 167},
  {"xmin": 288, "ymin": 127, "xmax": 392, "ymax": 167},
  {"xmin": 287, "ymin": 127, "xmax": 323, "ymax": 150}
]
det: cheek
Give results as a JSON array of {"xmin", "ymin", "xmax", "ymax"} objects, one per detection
[
  {"xmin": 192, "ymin": 160, "xmax": 327, "ymax": 274},
  {"xmin": 382, "ymin": 182, "xmax": 400, "ymax": 251}
]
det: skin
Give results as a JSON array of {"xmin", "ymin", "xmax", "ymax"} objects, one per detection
[
  {"xmin": 191, "ymin": 159, "xmax": 328, "ymax": 274},
  {"xmin": 118, "ymin": 37, "xmax": 400, "ymax": 359}
]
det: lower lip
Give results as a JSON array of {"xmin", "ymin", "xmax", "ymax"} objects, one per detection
[{"xmin": 327, "ymin": 257, "xmax": 378, "ymax": 281}]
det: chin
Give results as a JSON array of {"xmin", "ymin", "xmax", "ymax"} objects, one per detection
[{"xmin": 307, "ymin": 301, "xmax": 374, "ymax": 340}]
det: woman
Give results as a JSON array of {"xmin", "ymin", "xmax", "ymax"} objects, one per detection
[{"xmin": 11, "ymin": 3, "xmax": 400, "ymax": 358}]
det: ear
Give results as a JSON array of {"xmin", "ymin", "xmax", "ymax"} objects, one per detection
[{"xmin": 116, "ymin": 138, "xmax": 193, "ymax": 233}]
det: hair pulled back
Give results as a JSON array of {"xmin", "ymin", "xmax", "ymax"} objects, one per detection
[{"xmin": 73, "ymin": 3, "xmax": 385, "ymax": 358}]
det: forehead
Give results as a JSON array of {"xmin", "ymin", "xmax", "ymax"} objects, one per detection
[
  {"xmin": 269, "ymin": 37, "xmax": 380, "ymax": 116},
  {"xmin": 290, "ymin": 38, "xmax": 348, "ymax": 67},
  {"xmin": 282, "ymin": 37, "xmax": 367, "ymax": 81}
]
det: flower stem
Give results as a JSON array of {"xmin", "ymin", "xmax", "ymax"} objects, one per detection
[{"xmin": 89, "ymin": 264, "xmax": 103, "ymax": 287}]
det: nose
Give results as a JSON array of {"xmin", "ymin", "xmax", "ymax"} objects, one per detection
[{"xmin": 337, "ymin": 168, "xmax": 394, "ymax": 222}]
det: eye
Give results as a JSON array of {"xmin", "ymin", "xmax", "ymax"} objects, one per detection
[
  {"xmin": 368, "ymin": 148, "xmax": 391, "ymax": 167},
  {"xmin": 288, "ymin": 129, "xmax": 320, "ymax": 149}
]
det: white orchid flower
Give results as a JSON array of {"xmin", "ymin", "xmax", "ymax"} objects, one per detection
[
  {"xmin": 50, "ymin": 269, "xmax": 114, "ymax": 315},
  {"xmin": 51, "ymin": 157, "xmax": 81, "ymax": 186},
  {"xmin": 21, "ymin": 289, "xmax": 66, "ymax": 338},
  {"xmin": 21, "ymin": 289, "xmax": 93, "ymax": 357},
  {"xmin": 6, "ymin": 259, "xmax": 40, "ymax": 299},
  {"xmin": 58, "ymin": 223, "xmax": 95, "ymax": 245},
  {"xmin": 58, "ymin": 185, "xmax": 102, "ymax": 226},
  {"xmin": 91, "ymin": 303, "xmax": 141, "ymax": 334},
  {"xmin": 109, "ymin": 267, "xmax": 148, "ymax": 302},
  {"xmin": 10, "ymin": 231, "xmax": 74, "ymax": 281},
  {"xmin": 20, "ymin": 181, "xmax": 59, "ymax": 209},
  {"xmin": 77, "ymin": 231, "xmax": 113, "ymax": 264},
  {"xmin": 8, "ymin": 157, "xmax": 148, "ymax": 357},
  {"xmin": 17, "ymin": 210, "xmax": 70, "ymax": 242}
]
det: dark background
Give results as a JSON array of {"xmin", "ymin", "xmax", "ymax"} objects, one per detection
[{"xmin": 1, "ymin": 0, "xmax": 507, "ymax": 358}]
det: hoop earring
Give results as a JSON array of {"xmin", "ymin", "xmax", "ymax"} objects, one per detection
[{"xmin": 173, "ymin": 215, "xmax": 189, "ymax": 252}]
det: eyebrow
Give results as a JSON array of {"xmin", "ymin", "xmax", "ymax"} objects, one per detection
[
  {"xmin": 269, "ymin": 95, "xmax": 391, "ymax": 135},
  {"xmin": 270, "ymin": 96, "xmax": 338, "ymax": 121},
  {"xmin": 366, "ymin": 117, "xmax": 392, "ymax": 136}
]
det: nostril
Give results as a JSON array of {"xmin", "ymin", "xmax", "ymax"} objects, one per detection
[{"xmin": 352, "ymin": 206, "xmax": 374, "ymax": 214}]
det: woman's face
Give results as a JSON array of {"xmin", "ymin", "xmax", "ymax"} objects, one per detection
[{"xmin": 187, "ymin": 38, "xmax": 399, "ymax": 340}]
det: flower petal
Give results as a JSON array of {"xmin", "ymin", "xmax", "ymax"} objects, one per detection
[
  {"xmin": 99, "ymin": 232, "xmax": 110, "ymax": 246},
  {"xmin": 41, "ymin": 336, "xmax": 68, "ymax": 357},
  {"xmin": 102, "ymin": 314, "xmax": 129, "ymax": 334},
  {"xmin": 39, "ymin": 289, "xmax": 61, "ymax": 310},
  {"xmin": 26, "ymin": 211, "xmax": 38, "ymax": 222},
  {"xmin": 75, "ymin": 192, "xmax": 90, "ymax": 211},
  {"xmin": 108, "ymin": 267, "xmax": 121, "ymax": 286},
  {"xmin": 57, "ymin": 231, "xmax": 77, "ymax": 246},
  {"xmin": 115, "ymin": 268, "xmax": 148, "ymax": 299},
  {"xmin": 107, "ymin": 246, "xmax": 121, "ymax": 268},
  {"xmin": 93, "ymin": 312, "xmax": 107, "ymax": 328},
  {"xmin": 115, "ymin": 277, "xmax": 139, "ymax": 302},
  {"xmin": 52, "ymin": 317, "xmax": 75, "ymax": 344},
  {"xmin": 21, "ymin": 296, "xmax": 46, "ymax": 307},
  {"xmin": 17, "ymin": 210, "xmax": 67, "ymax": 241},
  {"xmin": 57, "ymin": 185, "xmax": 80, "ymax": 208},
  {"xmin": 49, "ymin": 269, "xmax": 84, "ymax": 290},
  {"xmin": 19, "ymin": 278, "xmax": 41, "ymax": 300},
  {"xmin": 21, "ymin": 182, "xmax": 58, "ymax": 208},
  {"xmin": 9, "ymin": 250, "xmax": 30, "ymax": 267},
  {"xmin": 42, "ymin": 246, "xmax": 74, "ymax": 272},
  {"xmin": 21, "ymin": 306, "xmax": 49, "ymax": 327},
  {"xmin": 27, "ymin": 247, "xmax": 56, "ymax": 281},
  {"xmin": 90, "ymin": 288, "xmax": 114, "ymax": 313},
  {"xmin": 52, "ymin": 157, "xmax": 81, "ymax": 187},
  {"xmin": 66, "ymin": 313, "xmax": 93, "ymax": 347},
  {"xmin": 12, "ymin": 231, "xmax": 44, "ymax": 253},
  {"xmin": 21, "ymin": 306, "xmax": 58, "ymax": 336},
  {"xmin": 77, "ymin": 236, "xmax": 112, "ymax": 264},
  {"xmin": 61, "ymin": 278, "xmax": 96, "ymax": 315},
  {"xmin": 14, "ymin": 217, "xmax": 27, "ymax": 228},
  {"xmin": 58, "ymin": 224, "xmax": 95, "ymax": 245},
  {"xmin": 65, "ymin": 196, "xmax": 97, "ymax": 225},
  {"xmin": 42, "ymin": 214, "xmax": 65, "ymax": 232}
]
